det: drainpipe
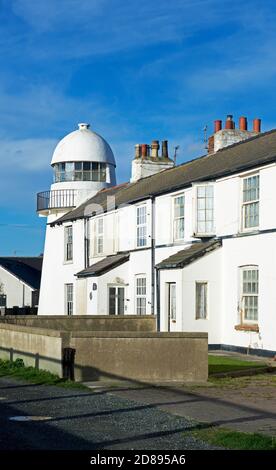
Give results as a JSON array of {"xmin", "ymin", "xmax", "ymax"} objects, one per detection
[
  {"xmin": 156, "ymin": 267, "xmax": 160, "ymax": 331},
  {"xmin": 84, "ymin": 218, "xmax": 90, "ymax": 269},
  {"xmin": 150, "ymin": 196, "xmax": 156, "ymax": 316}
]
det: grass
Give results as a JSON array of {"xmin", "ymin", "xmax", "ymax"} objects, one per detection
[
  {"xmin": 190, "ymin": 426, "xmax": 276, "ymax": 450},
  {"xmin": 0, "ymin": 358, "xmax": 88, "ymax": 390},
  {"xmin": 208, "ymin": 354, "xmax": 267, "ymax": 375}
]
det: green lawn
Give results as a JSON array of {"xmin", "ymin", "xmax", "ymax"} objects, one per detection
[
  {"xmin": 190, "ymin": 426, "xmax": 276, "ymax": 450},
  {"xmin": 0, "ymin": 358, "xmax": 87, "ymax": 390},
  {"xmin": 208, "ymin": 354, "xmax": 267, "ymax": 375}
]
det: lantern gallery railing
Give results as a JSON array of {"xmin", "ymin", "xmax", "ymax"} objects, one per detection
[{"xmin": 37, "ymin": 189, "xmax": 77, "ymax": 212}]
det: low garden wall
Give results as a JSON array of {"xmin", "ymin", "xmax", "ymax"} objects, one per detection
[
  {"xmin": 0, "ymin": 323, "xmax": 64, "ymax": 377},
  {"xmin": 0, "ymin": 315, "xmax": 156, "ymax": 332},
  {"xmin": 0, "ymin": 319, "xmax": 208, "ymax": 383}
]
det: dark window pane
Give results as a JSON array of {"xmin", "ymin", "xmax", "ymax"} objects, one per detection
[{"xmin": 83, "ymin": 162, "xmax": 91, "ymax": 170}]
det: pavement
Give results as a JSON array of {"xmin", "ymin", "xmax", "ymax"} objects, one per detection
[
  {"xmin": 0, "ymin": 376, "xmax": 215, "ymax": 450},
  {"xmin": 82, "ymin": 351, "xmax": 276, "ymax": 437}
]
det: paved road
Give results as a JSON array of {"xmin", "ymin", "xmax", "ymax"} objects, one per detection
[
  {"xmin": 0, "ymin": 377, "xmax": 214, "ymax": 450},
  {"xmin": 98, "ymin": 378, "xmax": 276, "ymax": 436}
]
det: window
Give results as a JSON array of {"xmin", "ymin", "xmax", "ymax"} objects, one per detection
[
  {"xmin": 240, "ymin": 266, "xmax": 258, "ymax": 322},
  {"xmin": 64, "ymin": 226, "xmax": 73, "ymax": 261},
  {"xmin": 196, "ymin": 185, "xmax": 214, "ymax": 234},
  {"xmin": 242, "ymin": 175, "xmax": 259, "ymax": 230},
  {"xmin": 95, "ymin": 218, "xmax": 104, "ymax": 255},
  {"xmin": 53, "ymin": 162, "xmax": 107, "ymax": 183},
  {"xmin": 168, "ymin": 283, "xmax": 176, "ymax": 321},
  {"xmin": 136, "ymin": 276, "xmax": 147, "ymax": 315},
  {"xmin": 173, "ymin": 195, "xmax": 185, "ymax": 241},
  {"xmin": 136, "ymin": 205, "xmax": 147, "ymax": 247},
  {"xmin": 196, "ymin": 282, "xmax": 208, "ymax": 319},
  {"xmin": 65, "ymin": 284, "xmax": 73, "ymax": 315}
]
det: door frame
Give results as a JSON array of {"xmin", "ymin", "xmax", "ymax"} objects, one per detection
[{"xmin": 108, "ymin": 285, "xmax": 125, "ymax": 315}]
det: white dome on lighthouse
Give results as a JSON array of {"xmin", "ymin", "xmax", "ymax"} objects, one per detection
[{"xmin": 51, "ymin": 123, "xmax": 116, "ymax": 166}]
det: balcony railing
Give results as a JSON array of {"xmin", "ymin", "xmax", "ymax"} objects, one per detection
[{"xmin": 37, "ymin": 189, "xmax": 77, "ymax": 213}]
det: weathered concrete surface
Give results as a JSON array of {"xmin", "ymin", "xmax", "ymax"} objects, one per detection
[
  {"xmin": 0, "ymin": 315, "xmax": 156, "ymax": 332},
  {"xmin": 0, "ymin": 318, "xmax": 208, "ymax": 383},
  {"xmin": 0, "ymin": 323, "xmax": 63, "ymax": 376},
  {"xmin": 71, "ymin": 331, "xmax": 208, "ymax": 383}
]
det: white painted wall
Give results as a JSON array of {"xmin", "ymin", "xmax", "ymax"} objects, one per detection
[
  {"xmin": 221, "ymin": 234, "xmax": 276, "ymax": 352},
  {"xmin": 0, "ymin": 266, "xmax": 33, "ymax": 308},
  {"xmin": 159, "ymin": 248, "xmax": 222, "ymax": 343},
  {"xmin": 38, "ymin": 219, "xmax": 85, "ymax": 315}
]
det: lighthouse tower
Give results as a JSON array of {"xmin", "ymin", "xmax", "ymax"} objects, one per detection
[
  {"xmin": 37, "ymin": 123, "xmax": 117, "ymax": 315},
  {"xmin": 37, "ymin": 123, "xmax": 116, "ymax": 222}
]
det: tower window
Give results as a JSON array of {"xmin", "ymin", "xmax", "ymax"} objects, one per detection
[
  {"xmin": 64, "ymin": 225, "xmax": 73, "ymax": 261},
  {"xmin": 53, "ymin": 162, "xmax": 107, "ymax": 183}
]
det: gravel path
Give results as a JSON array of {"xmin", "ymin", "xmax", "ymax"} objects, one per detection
[{"xmin": 0, "ymin": 377, "xmax": 215, "ymax": 450}]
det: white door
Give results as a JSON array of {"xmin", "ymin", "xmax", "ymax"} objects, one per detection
[{"xmin": 167, "ymin": 283, "xmax": 176, "ymax": 332}]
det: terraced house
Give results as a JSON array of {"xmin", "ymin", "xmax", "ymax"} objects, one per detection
[{"xmin": 37, "ymin": 116, "xmax": 276, "ymax": 356}]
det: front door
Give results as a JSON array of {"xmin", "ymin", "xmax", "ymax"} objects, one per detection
[
  {"xmin": 108, "ymin": 286, "xmax": 125, "ymax": 315},
  {"xmin": 167, "ymin": 282, "xmax": 176, "ymax": 332}
]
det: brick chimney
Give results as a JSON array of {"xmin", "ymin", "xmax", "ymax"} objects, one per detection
[{"xmin": 208, "ymin": 115, "xmax": 262, "ymax": 153}]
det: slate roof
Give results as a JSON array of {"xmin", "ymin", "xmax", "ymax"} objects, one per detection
[
  {"xmin": 52, "ymin": 128, "xmax": 276, "ymax": 226},
  {"xmin": 76, "ymin": 252, "xmax": 130, "ymax": 277},
  {"xmin": 0, "ymin": 257, "xmax": 43, "ymax": 289},
  {"xmin": 155, "ymin": 240, "xmax": 222, "ymax": 269}
]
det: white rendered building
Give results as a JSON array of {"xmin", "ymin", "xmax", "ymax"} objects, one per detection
[
  {"xmin": 0, "ymin": 257, "xmax": 42, "ymax": 310},
  {"xmin": 38, "ymin": 115, "xmax": 276, "ymax": 356}
]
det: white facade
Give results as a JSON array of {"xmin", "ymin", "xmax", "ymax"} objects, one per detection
[
  {"xmin": 0, "ymin": 266, "xmax": 36, "ymax": 309},
  {"xmin": 38, "ymin": 121, "xmax": 276, "ymax": 356}
]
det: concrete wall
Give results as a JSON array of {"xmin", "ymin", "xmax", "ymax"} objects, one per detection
[
  {"xmin": 71, "ymin": 331, "xmax": 208, "ymax": 382},
  {"xmin": 0, "ymin": 323, "xmax": 63, "ymax": 376},
  {"xmin": 0, "ymin": 321, "xmax": 208, "ymax": 383},
  {"xmin": 0, "ymin": 315, "xmax": 157, "ymax": 332}
]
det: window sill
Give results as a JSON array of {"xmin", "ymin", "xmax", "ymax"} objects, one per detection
[
  {"xmin": 63, "ymin": 260, "xmax": 73, "ymax": 265},
  {"xmin": 235, "ymin": 324, "xmax": 259, "ymax": 332}
]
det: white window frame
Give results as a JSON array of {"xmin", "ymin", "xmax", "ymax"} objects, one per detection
[
  {"xmin": 95, "ymin": 217, "xmax": 104, "ymax": 255},
  {"xmin": 239, "ymin": 266, "xmax": 259, "ymax": 324},
  {"xmin": 135, "ymin": 275, "xmax": 147, "ymax": 315},
  {"xmin": 64, "ymin": 225, "xmax": 73, "ymax": 262},
  {"xmin": 173, "ymin": 194, "xmax": 185, "ymax": 242},
  {"xmin": 136, "ymin": 204, "xmax": 147, "ymax": 248},
  {"xmin": 195, "ymin": 184, "xmax": 215, "ymax": 236},
  {"xmin": 195, "ymin": 282, "xmax": 208, "ymax": 319},
  {"xmin": 65, "ymin": 283, "xmax": 73, "ymax": 316},
  {"xmin": 241, "ymin": 174, "xmax": 259, "ymax": 232}
]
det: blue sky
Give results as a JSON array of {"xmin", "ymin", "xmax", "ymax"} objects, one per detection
[{"xmin": 0, "ymin": 0, "xmax": 276, "ymax": 255}]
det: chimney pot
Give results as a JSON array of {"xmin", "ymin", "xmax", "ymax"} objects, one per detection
[
  {"xmin": 161, "ymin": 140, "xmax": 169, "ymax": 159},
  {"xmin": 225, "ymin": 115, "xmax": 234, "ymax": 130},
  {"xmin": 214, "ymin": 120, "xmax": 222, "ymax": 133},
  {"xmin": 253, "ymin": 118, "xmax": 261, "ymax": 133},
  {"xmin": 151, "ymin": 140, "xmax": 159, "ymax": 158},
  {"xmin": 141, "ymin": 144, "xmax": 148, "ymax": 158},
  {"xmin": 239, "ymin": 116, "xmax": 247, "ymax": 131},
  {"xmin": 135, "ymin": 144, "xmax": 141, "ymax": 158}
]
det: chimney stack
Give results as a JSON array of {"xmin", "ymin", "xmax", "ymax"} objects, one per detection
[
  {"xmin": 151, "ymin": 140, "xmax": 159, "ymax": 158},
  {"xmin": 162, "ymin": 140, "xmax": 169, "ymax": 159},
  {"xmin": 225, "ymin": 115, "xmax": 235, "ymax": 129},
  {"xmin": 214, "ymin": 120, "xmax": 222, "ymax": 133},
  {"xmin": 253, "ymin": 118, "xmax": 261, "ymax": 133},
  {"xmin": 239, "ymin": 116, "xmax": 248, "ymax": 131}
]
